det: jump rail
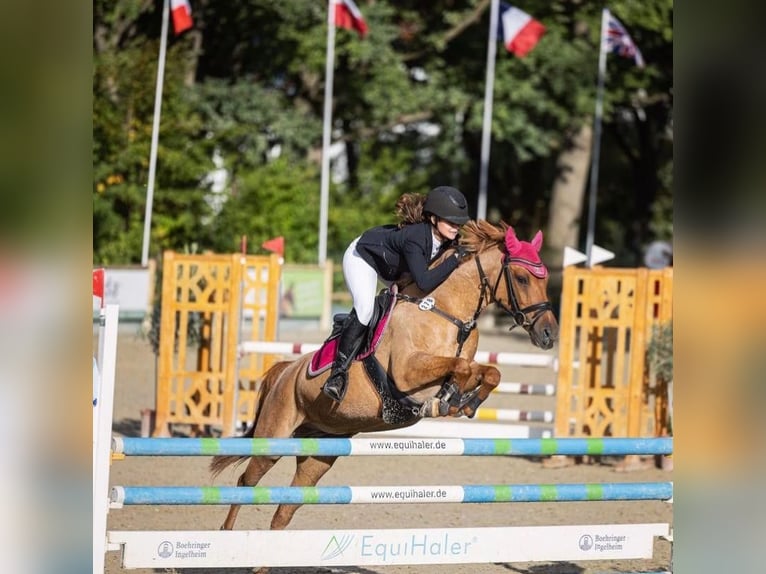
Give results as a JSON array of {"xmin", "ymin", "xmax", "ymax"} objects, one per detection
[
  {"xmin": 111, "ymin": 482, "xmax": 673, "ymax": 506},
  {"xmin": 495, "ymin": 381, "xmax": 556, "ymax": 396},
  {"xmin": 473, "ymin": 407, "xmax": 554, "ymax": 422},
  {"xmin": 241, "ymin": 339, "xmax": 558, "ymax": 396},
  {"xmin": 238, "ymin": 341, "xmax": 578, "ymax": 369},
  {"xmin": 113, "ymin": 436, "xmax": 673, "ymax": 457},
  {"xmin": 361, "ymin": 420, "xmax": 554, "ymax": 439}
]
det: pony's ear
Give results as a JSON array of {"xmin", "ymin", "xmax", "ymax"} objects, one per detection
[
  {"xmin": 505, "ymin": 226, "xmax": 521, "ymax": 254},
  {"xmin": 531, "ymin": 230, "xmax": 543, "ymax": 252}
]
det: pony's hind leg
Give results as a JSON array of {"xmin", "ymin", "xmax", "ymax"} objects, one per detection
[
  {"xmin": 270, "ymin": 455, "xmax": 339, "ymax": 530},
  {"xmin": 220, "ymin": 456, "xmax": 280, "ymax": 530}
]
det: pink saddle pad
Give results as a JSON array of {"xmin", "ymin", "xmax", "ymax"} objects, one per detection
[{"xmin": 308, "ymin": 288, "xmax": 398, "ymax": 376}]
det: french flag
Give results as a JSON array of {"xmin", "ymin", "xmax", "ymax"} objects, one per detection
[
  {"xmin": 170, "ymin": 0, "xmax": 193, "ymax": 36},
  {"xmin": 334, "ymin": 0, "xmax": 368, "ymax": 38},
  {"xmin": 498, "ymin": 3, "xmax": 545, "ymax": 57}
]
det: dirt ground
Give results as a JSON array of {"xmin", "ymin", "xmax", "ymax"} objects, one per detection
[{"xmin": 101, "ymin": 320, "xmax": 673, "ymax": 574}]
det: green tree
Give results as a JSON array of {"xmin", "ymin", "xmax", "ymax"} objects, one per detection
[
  {"xmin": 93, "ymin": 0, "xmax": 210, "ymax": 263},
  {"xmin": 93, "ymin": 0, "xmax": 673, "ymax": 268}
]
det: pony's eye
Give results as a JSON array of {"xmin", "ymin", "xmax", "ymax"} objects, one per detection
[{"xmin": 515, "ymin": 274, "xmax": 529, "ymax": 286}]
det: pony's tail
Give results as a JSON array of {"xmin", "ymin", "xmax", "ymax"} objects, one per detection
[{"xmin": 209, "ymin": 360, "xmax": 293, "ymax": 479}]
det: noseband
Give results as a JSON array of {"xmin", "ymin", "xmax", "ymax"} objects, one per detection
[{"xmin": 475, "ymin": 256, "xmax": 552, "ymax": 332}]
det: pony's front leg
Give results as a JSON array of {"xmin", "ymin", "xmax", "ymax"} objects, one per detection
[
  {"xmin": 456, "ymin": 363, "xmax": 502, "ymax": 418},
  {"xmin": 399, "ymin": 351, "xmax": 473, "ymax": 417},
  {"xmin": 400, "ymin": 351, "xmax": 473, "ymax": 393}
]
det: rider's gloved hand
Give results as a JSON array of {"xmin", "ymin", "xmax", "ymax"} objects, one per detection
[{"xmin": 454, "ymin": 244, "xmax": 471, "ymax": 260}]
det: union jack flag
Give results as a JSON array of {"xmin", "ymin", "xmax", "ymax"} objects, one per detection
[{"xmin": 605, "ymin": 10, "xmax": 645, "ymax": 68}]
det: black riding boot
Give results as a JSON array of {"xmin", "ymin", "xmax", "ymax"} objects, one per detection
[{"xmin": 322, "ymin": 314, "xmax": 367, "ymax": 403}]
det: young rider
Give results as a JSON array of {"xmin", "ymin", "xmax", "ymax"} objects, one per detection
[{"xmin": 322, "ymin": 186, "xmax": 472, "ymax": 403}]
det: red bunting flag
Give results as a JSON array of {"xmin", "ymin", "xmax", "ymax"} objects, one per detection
[
  {"xmin": 262, "ymin": 236, "xmax": 285, "ymax": 257},
  {"xmin": 93, "ymin": 268, "xmax": 105, "ymax": 306}
]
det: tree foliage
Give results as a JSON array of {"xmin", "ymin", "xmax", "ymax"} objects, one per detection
[{"xmin": 93, "ymin": 0, "xmax": 672, "ymax": 267}]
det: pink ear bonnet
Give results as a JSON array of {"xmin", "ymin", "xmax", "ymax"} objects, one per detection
[{"xmin": 504, "ymin": 227, "xmax": 548, "ymax": 278}]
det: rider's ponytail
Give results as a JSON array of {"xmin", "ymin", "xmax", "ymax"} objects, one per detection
[{"xmin": 395, "ymin": 193, "xmax": 427, "ymax": 227}]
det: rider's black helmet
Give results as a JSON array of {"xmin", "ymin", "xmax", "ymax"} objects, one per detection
[{"xmin": 423, "ymin": 186, "xmax": 470, "ymax": 225}]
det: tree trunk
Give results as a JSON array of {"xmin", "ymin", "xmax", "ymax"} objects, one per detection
[
  {"xmin": 185, "ymin": 29, "xmax": 204, "ymax": 86},
  {"xmin": 544, "ymin": 123, "xmax": 592, "ymax": 270}
]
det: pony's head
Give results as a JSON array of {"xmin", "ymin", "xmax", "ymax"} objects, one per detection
[
  {"xmin": 499, "ymin": 226, "xmax": 557, "ymax": 349},
  {"xmin": 456, "ymin": 220, "xmax": 558, "ymax": 349}
]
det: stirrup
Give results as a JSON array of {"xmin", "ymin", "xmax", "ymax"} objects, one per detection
[{"xmin": 322, "ymin": 373, "xmax": 348, "ymax": 403}]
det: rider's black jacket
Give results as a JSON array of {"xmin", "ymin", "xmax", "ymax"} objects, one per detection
[{"xmin": 354, "ymin": 222, "xmax": 459, "ymax": 293}]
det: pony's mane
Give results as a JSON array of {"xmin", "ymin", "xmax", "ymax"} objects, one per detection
[{"xmin": 460, "ymin": 220, "xmax": 510, "ymax": 253}]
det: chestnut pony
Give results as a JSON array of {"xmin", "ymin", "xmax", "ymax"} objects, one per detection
[{"xmin": 211, "ymin": 220, "xmax": 558, "ymax": 533}]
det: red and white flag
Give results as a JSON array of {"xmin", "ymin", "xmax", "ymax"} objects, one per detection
[
  {"xmin": 333, "ymin": 0, "xmax": 368, "ymax": 38},
  {"xmin": 498, "ymin": 3, "xmax": 546, "ymax": 57},
  {"xmin": 170, "ymin": 0, "xmax": 193, "ymax": 36}
]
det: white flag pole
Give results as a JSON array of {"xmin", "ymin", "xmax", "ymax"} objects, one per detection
[
  {"xmin": 584, "ymin": 8, "xmax": 609, "ymax": 268},
  {"xmin": 318, "ymin": 0, "xmax": 337, "ymax": 266},
  {"xmin": 477, "ymin": 0, "xmax": 501, "ymax": 221},
  {"xmin": 141, "ymin": 0, "xmax": 171, "ymax": 268}
]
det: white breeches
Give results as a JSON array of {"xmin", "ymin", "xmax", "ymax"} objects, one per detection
[{"xmin": 342, "ymin": 237, "xmax": 390, "ymax": 326}]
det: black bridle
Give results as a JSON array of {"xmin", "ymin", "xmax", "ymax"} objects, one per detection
[{"xmin": 475, "ymin": 254, "xmax": 553, "ymax": 333}]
